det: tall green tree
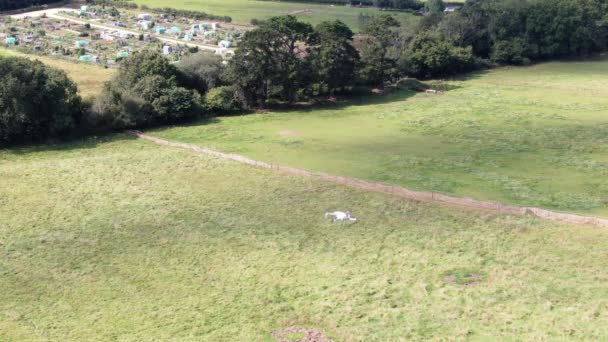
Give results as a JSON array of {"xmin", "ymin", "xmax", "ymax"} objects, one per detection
[
  {"xmin": 310, "ymin": 20, "xmax": 360, "ymax": 96},
  {"xmin": 226, "ymin": 16, "xmax": 313, "ymax": 108},
  {"xmin": 360, "ymin": 15, "xmax": 401, "ymax": 88},
  {"xmin": 0, "ymin": 56, "xmax": 82, "ymax": 145},
  {"xmin": 92, "ymin": 51, "xmax": 196, "ymax": 129},
  {"xmin": 177, "ymin": 53, "xmax": 224, "ymax": 95},
  {"xmin": 425, "ymin": 0, "xmax": 445, "ymax": 13},
  {"xmin": 401, "ymin": 31, "xmax": 476, "ymax": 78}
]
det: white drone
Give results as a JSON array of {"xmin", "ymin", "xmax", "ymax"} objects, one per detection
[{"xmin": 325, "ymin": 211, "xmax": 357, "ymax": 222}]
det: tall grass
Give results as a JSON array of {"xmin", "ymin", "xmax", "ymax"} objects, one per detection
[
  {"xmin": 152, "ymin": 56, "xmax": 608, "ymax": 215},
  {"xmin": 1, "ymin": 136, "xmax": 607, "ymax": 340}
]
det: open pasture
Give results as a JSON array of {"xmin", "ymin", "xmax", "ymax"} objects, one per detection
[
  {"xmin": 133, "ymin": 0, "xmax": 418, "ymax": 29},
  {"xmin": 1, "ymin": 136, "xmax": 607, "ymax": 340},
  {"xmin": 153, "ymin": 56, "xmax": 608, "ymax": 215},
  {"xmin": 0, "ymin": 48, "xmax": 114, "ymax": 96}
]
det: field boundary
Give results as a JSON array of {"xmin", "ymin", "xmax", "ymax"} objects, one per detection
[{"xmin": 128, "ymin": 130, "xmax": 608, "ymax": 228}]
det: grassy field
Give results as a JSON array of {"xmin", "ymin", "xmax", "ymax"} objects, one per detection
[
  {"xmin": 1, "ymin": 135, "xmax": 607, "ymax": 340},
  {"xmin": 0, "ymin": 48, "xmax": 114, "ymax": 97},
  {"xmin": 153, "ymin": 56, "xmax": 608, "ymax": 216},
  {"xmin": 134, "ymin": 0, "xmax": 418, "ymax": 29}
]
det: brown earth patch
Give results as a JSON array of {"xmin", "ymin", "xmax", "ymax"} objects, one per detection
[{"xmin": 272, "ymin": 326, "xmax": 333, "ymax": 342}]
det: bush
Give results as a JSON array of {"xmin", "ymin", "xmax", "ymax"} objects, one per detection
[
  {"xmin": 401, "ymin": 32, "xmax": 478, "ymax": 78},
  {"xmin": 0, "ymin": 56, "xmax": 82, "ymax": 145},
  {"xmin": 491, "ymin": 38, "xmax": 531, "ymax": 65},
  {"xmin": 92, "ymin": 51, "xmax": 197, "ymax": 129},
  {"xmin": 203, "ymin": 86, "xmax": 241, "ymax": 114},
  {"xmin": 176, "ymin": 53, "xmax": 224, "ymax": 95}
]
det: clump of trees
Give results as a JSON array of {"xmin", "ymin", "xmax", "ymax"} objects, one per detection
[
  {"xmin": 438, "ymin": 0, "xmax": 608, "ymax": 64},
  {"xmin": 3, "ymin": 0, "xmax": 608, "ymax": 146},
  {"xmin": 0, "ymin": 0, "xmax": 63, "ymax": 11},
  {"xmin": 91, "ymin": 51, "xmax": 198, "ymax": 130},
  {"xmin": 0, "ymin": 57, "xmax": 82, "ymax": 145}
]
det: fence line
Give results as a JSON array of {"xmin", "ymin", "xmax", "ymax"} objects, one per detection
[{"xmin": 128, "ymin": 130, "xmax": 608, "ymax": 228}]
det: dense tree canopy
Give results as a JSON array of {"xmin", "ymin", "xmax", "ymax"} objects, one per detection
[
  {"xmin": 177, "ymin": 53, "xmax": 225, "ymax": 95},
  {"xmin": 310, "ymin": 20, "xmax": 360, "ymax": 96},
  {"xmin": 360, "ymin": 15, "xmax": 401, "ymax": 87},
  {"xmin": 226, "ymin": 16, "xmax": 314, "ymax": 108},
  {"xmin": 0, "ymin": 57, "xmax": 82, "ymax": 145},
  {"xmin": 92, "ymin": 51, "xmax": 197, "ymax": 129},
  {"xmin": 0, "ymin": 0, "xmax": 62, "ymax": 11}
]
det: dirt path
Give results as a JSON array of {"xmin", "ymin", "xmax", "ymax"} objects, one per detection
[{"xmin": 128, "ymin": 130, "xmax": 608, "ymax": 228}]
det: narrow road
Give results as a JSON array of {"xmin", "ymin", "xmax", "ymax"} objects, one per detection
[
  {"xmin": 11, "ymin": 8, "xmax": 227, "ymax": 52},
  {"xmin": 127, "ymin": 130, "xmax": 608, "ymax": 228}
]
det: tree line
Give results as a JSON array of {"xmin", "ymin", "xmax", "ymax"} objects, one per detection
[
  {"xmin": 85, "ymin": 0, "xmax": 233, "ymax": 22},
  {"xmin": 0, "ymin": 0, "xmax": 63, "ymax": 11},
  {"xmin": 2, "ymin": 0, "xmax": 608, "ymax": 145}
]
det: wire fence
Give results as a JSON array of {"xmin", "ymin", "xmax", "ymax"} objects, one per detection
[{"xmin": 128, "ymin": 130, "xmax": 608, "ymax": 228}]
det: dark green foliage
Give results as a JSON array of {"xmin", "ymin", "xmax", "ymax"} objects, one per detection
[
  {"xmin": 491, "ymin": 38, "xmax": 530, "ymax": 65},
  {"xmin": 442, "ymin": 0, "xmax": 608, "ymax": 63},
  {"xmin": 401, "ymin": 31, "xmax": 477, "ymax": 78},
  {"xmin": 203, "ymin": 86, "xmax": 241, "ymax": 114},
  {"xmin": 226, "ymin": 16, "xmax": 314, "ymax": 108},
  {"xmin": 0, "ymin": 0, "xmax": 62, "ymax": 11},
  {"xmin": 92, "ymin": 51, "xmax": 197, "ymax": 129},
  {"xmin": 310, "ymin": 20, "xmax": 360, "ymax": 96},
  {"xmin": 360, "ymin": 15, "xmax": 401, "ymax": 87},
  {"xmin": 425, "ymin": 0, "xmax": 445, "ymax": 13},
  {"xmin": 0, "ymin": 56, "xmax": 82, "ymax": 145},
  {"xmin": 177, "ymin": 53, "xmax": 225, "ymax": 95}
]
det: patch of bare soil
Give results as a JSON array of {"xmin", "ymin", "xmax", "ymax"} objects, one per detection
[
  {"xmin": 442, "ymin": 273, "xmax": 484, "ymax": 287},
  {"xmin": 272, "ymin": 327, "xmax": 333, "ymax": 342}
]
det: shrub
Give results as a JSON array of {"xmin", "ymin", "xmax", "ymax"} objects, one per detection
[
  {"xmin": 0, "ymin": 56, "xmax": 82, "ymax": 145},
  {"xmin": 401, "ymin": 32, "xmax": 478, "ymax": 79},
  {"xmin": 92, "ymin": 51, "xmax": 197, "ymax": 129},
  {"xmin": 176, "ymin": 53, "xmax": 224, "ymax": 95},
  {"xmin": 203, "ymin": 86, "xmax": 241, "ymax": 114},
  {"xmin": 491, "ymin": 38, "xmax": 531, "ymax": 65}
]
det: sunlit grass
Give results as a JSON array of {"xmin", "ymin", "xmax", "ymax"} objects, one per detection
[
  {"xmin": 0, "ymin": 48, "xmax": 114, "ymax": 97},
  {"xmin": 133, "ymin": 0, "xmax": 418, "ymax": 29},
  {"xmin": 153, "ymin": 55, "xmax": 608, "ymax": 215},
  {"xmin": 1, "ymin": 136, "xmax": 607, "ymax": 340}
]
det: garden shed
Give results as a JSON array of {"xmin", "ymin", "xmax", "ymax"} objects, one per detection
[
  {"xmin": 137, "ymin": 13, "xmax": 153, "ymax": 21},
  {"xmin": 79, "ymin": 54, "xmax": 93, "ymax": 62},
  {"xmin": 140, "ymin": 21, "xmax": 153, "ymax": 30},
  {"xmin": 5, "ymin": 37, "xmax": 16, "ymax": 45},
  {"xmin": 155, "ymin": 26, "xmax": 166, "ymax": 34}
]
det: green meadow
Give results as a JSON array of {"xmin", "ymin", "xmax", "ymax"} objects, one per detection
[
  {"xmin": 153, "ymin": 56, "xmax": 608, "ymax": 216},
  {"xmin": 1, "ymin": 136, "xmax": 607, "ymax": 340},
  {"xmin": 0, "ymin": 48, "xmax": 114, "ymax": 97},
  {"xmin": 133, "ymin": 0, "xmax": 418, "ymax": 28}
]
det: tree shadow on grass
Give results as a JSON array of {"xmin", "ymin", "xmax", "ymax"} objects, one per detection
[
  {"xmin": 147, "ymin": 82, "xmax": 465, "ymax": 134},
  {"xmin": 1, "ymin": 132, "xmax": 137, "ymax": 155}
]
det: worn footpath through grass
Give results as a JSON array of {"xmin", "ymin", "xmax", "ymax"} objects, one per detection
[
  {"xmin": 152, "ymin": 56, "xmax": 608, "ymax": 216},
  {"xmin": 1, "ymin": 135, "xmax": 607, "ymax": 340}
]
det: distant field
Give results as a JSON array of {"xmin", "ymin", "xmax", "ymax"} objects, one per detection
[
  {"xmin": 1, "ymin": 135, "xmax": 607, "ymax": 340},
  {"xmin": 133, "ymin": 0, "xmax": 418, "ymax": 29},
  {"xmin": 153, "ymin": 55, "xmax": 608, "ymax": 216},
  {"xmin": 0, "ymin": 48, "xmax": 114, "ymax": 97}
]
